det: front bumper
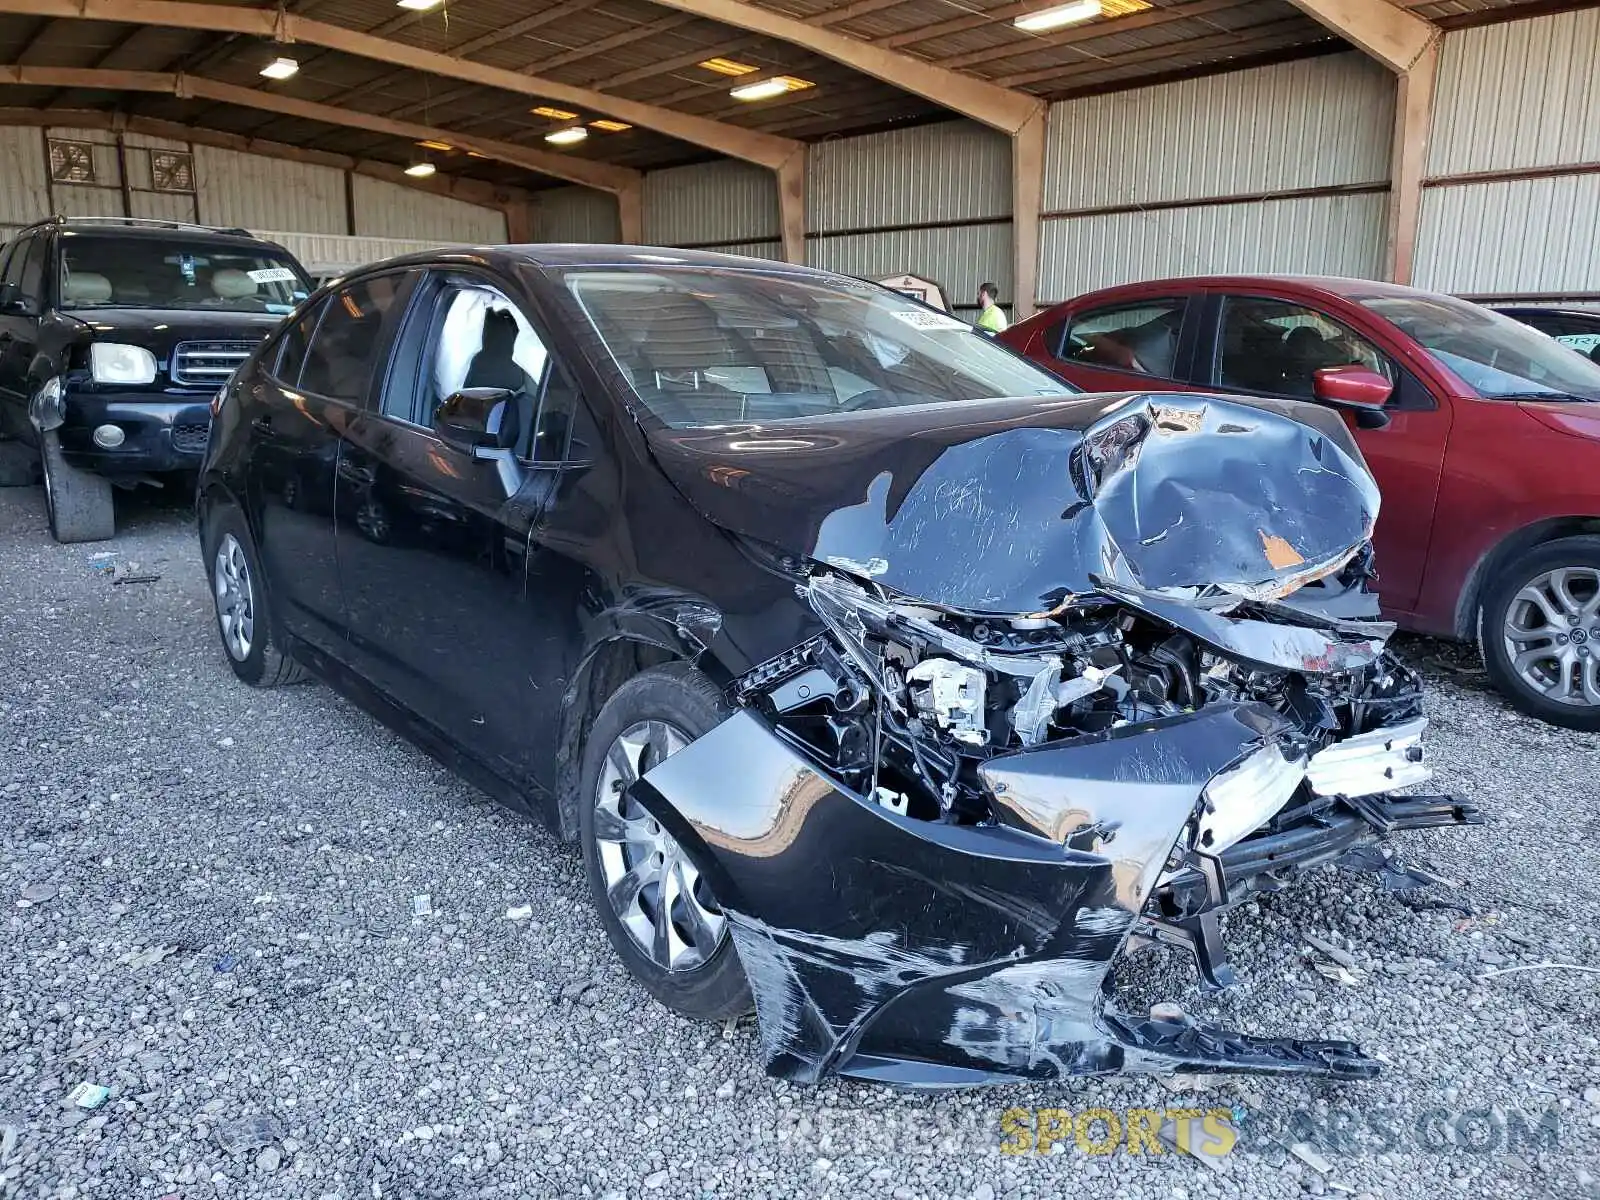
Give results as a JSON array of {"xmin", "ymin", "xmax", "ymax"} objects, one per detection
[
  {"xmin": 632, "ymin": 703, "xmax": 1478, "ymax": 1088},
  {"xmin": 57, "ymin": 390, "xmax": 213, "ymax": 475}
]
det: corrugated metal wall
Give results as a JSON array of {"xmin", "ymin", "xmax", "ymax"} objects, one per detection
[
  {"xmin": 808, "ymin": 120, "xmax": 1012, "ymax": 311},
  {"xmin": 1039, "ymin": 52, "xmax": 1394, "ymax": 300},
  {"xmin": 534, "ymin": 186, "xmax": 622, "ymax": 243},
  {"xmin": 193, "ymin": 145, "xmax": 346, "ymax": 234},
  {"xmin": 1041, "ymin": 193, "xmax": 1389, "ymax": 294},
  {"xmin": 1413, "ymin": 10, "xmax": 1600, "ymax": 298},
  {"xmin": 0, "ymin": 127, "xmax": 49, "ymax": 225},
  {"xmin": 0, "ymin": 123, "xmax": 511, "ymax": 276},
  {"xmin": 644, "ymin": 159, "xmax": 778, "ymax": 248},
  {"xmin": 349, "ymin": 173, "xmax": 506, "ymax": 243}
]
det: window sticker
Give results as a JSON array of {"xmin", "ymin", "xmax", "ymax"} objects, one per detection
[
  {"xmin": 248, "ymin": 267, "xmax": 299, "ymax": 284},
  {"xmin": 888, "ymin": 308, "xmax": 968, "ymax": 332}
]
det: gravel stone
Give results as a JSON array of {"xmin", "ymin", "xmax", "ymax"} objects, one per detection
[{"xmin": 2, "ymin": 486, "xmax": 1597, "ymax": 1199}]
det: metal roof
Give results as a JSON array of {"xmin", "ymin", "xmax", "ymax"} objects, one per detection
[{"xmin": 0, "ymin": 0, "xmax": 1563, "ymax": 192}]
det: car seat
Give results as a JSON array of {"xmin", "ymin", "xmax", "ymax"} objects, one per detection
[
  {"xmin": 464, "ymin": 309, "xmax": 530, "ymax": 452},
  {"xmin": 62, "ymin": 272, "xmax": 112, "ymax": 306},
  {"xmin": 212, "ymin": 269, "xmax": 259, "ymax": 302}
]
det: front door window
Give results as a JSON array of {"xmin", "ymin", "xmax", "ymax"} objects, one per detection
[{"xmin": 1215, "ymin": 297, "xmax": 1393, "ymax": 398}]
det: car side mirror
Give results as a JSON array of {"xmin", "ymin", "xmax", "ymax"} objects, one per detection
[
  {"xmin": 433, "ymin": 387, "xmax": 516, "ymax": 458},
  {"xmin": 0, "ymin": 282, "xmax": 27, "ymax": 314},
  {"xmin": 1313, "ymin": 366, "xmax": 1393, "ymax": 429}
]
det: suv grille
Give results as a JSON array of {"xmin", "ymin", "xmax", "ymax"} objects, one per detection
[
  {"xmin": 172, "ymin": 341, "xmax": 254, "ymax": 387},
  {"xmin": 172, "ymin": 422, "xmax": 210, "ymax": 454}
]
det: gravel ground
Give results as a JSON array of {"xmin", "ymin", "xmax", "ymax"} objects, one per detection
[{"xmin": 1, "ymin": 481, "xmax": 1597, "ymax": 1200}]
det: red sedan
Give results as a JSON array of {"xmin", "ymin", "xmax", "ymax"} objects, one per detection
[{"xmin": 1003, "ymin": 276, "xmax": 1600, "ymax": 730}]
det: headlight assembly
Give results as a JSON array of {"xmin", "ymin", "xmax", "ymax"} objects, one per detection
[{"xmin": 89, "ymin": 343, "xmax": 158, "ymax": 385}]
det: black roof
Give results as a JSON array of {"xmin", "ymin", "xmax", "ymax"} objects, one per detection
[{"xmin": 14, "ymin": 216, "xmax": 287, "ymax": 250}]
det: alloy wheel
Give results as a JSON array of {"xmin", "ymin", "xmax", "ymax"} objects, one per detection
[
  {"xmin": 213, "ymin": 533, "xmax": 256, "ymax": 662},
  {"xmin": 1501, "ymin": 565, "xmax": 1600, "ymax": 707},
  {"xmin": 593, "ymin": 720, "xmax": 727, "ymax": 972}
]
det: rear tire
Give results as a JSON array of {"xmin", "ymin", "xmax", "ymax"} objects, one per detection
[
  {"xmin": 1479, "ymin": 535, "xmax": 1600, "ymax": 732},
  {"xmin": 40, "ymin": 432, "xmax": 114, "ymax": 543},
  {"xmin": 578, "ymin": 663, "xmax": 751, "ymax": 1021},
  {"xmin": 202, "ymin": 504, "xmax": 307, "ymax": 688}
]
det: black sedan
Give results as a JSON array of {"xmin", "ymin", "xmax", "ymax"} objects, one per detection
[{"xmin": 197, "ymin": 246, "xmax": 1477, "ymax": 1087}]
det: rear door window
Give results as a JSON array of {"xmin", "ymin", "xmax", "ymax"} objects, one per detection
[
  {"xmin": 1058, "ymin": 300, "xmax": 1188, "ymax": 379},
  {"xmin": 298, "ymin": 273, "xmax": 414, "ymax": 403}
]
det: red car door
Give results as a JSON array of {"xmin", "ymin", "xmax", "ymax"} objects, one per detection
[{"xmin": 1196, "ymin": 289, "xmax": 1453, "ymax": 617}]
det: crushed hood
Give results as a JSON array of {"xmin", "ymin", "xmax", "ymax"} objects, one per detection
[{"xmin": 644, "ymin": 393, "xmax": 1380, "ymax": 616}]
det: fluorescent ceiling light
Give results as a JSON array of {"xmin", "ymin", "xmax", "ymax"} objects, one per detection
[
  {"xmin": 699, "ymin": 57, "xmax": 758, "ymax": 77},
  {"xmin": 590, "ymin": 119, "xmax": 632, "ymax": 132},
  {"xmin": 532, "ymin": 105, "xmax": 579, "ymax": 120},
  {"xmin": 259, "ymin": 56, "xmax": 299, "ymax": 80},
  {"xmin": 396, "ymin": 0, "xmax": 443, "ymax": 9},
  {"xmin": 415, "ymin": 139, "xmax": 453, "ymax": 152},
  {"xmin": 1013, "ymin": 0, "xmax": 1102, "ymax": 31},
  {"xmin": 545, "ymin": 127, "xmax": 588, "ymax": 146},
  {"xmin": 404, "ymin": 161, "xmax": 437, "ymax": 177},
  {"xmin": 729, "ymin": 75, "xmax": 813, "ymax": 102}
]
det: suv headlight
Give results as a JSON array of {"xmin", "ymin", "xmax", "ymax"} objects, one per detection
[{"xmin": 89, "ymin": 343, "xmax": 157, "ymax": 385}]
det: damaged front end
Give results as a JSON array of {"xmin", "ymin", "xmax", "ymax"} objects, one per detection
[{"xmin": 632, "ymin": 394, "xmax": 1481, "ymax": 1086}]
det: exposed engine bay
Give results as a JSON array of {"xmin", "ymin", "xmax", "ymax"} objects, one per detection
[{"xmin": 630, "ymin": 392, "xmax": 1482, "ymax": 1086}]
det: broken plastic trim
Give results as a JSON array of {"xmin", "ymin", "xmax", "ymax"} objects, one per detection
[{"xmin": 629, "ymin": 704, "xmax": 1383, "ymax": 1085}]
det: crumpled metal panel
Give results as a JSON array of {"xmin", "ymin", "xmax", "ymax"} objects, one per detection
[{"xmin": 630, "ymin": 703, "xmax": 1378, "ymax": 1085}]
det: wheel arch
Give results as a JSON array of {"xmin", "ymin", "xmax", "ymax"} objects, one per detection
[
  {"xmin": 1455, "ymin": 515, "xmax": 1600, "ymax": 639},
  {"xmin": 554, "ymin": 625, "xmax": 737, "ymax": 843}
]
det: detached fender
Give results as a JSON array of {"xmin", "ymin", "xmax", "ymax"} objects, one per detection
[{"xmin": 628, "ymin": 702, "xmax": 1373, "ymax": 1085}]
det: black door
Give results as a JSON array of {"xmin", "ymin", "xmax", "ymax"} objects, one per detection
[
  {"xmin": 248, "ymin": 273, "xmax": 415, "ymax": 659},
  {"xmin": 336, "ymin": 269, "xmax": 593, "ymax": 792},
  {"xmin": 0, "ymin": 234, "xmax": 45, "ymax": 439}
]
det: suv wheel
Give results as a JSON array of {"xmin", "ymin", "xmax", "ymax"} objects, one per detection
[
  {"xmin": 40, "ymin": 431, "xmax": 114, "ymax": 543},
  {"xmin": 203, "ymin": 504, "xmax": 307, "ymax": 687},
  {"xmin": 1480, "ymin": 536, "xmax": 1600, "ymax": 731},
  {"xmin": 577, "ymin": 663, "xmax": 751, "ymax": 1021}
]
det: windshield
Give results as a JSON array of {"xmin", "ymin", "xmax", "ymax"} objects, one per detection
[
  {"xmin": 59, "ymin": 235, "xmax": 311, "ymax": 314},
  {"xmin": 557, "ymin": 265, "xmax": 1073, "ymax": 428},
  {"xmin": 1359, "ymin": 293, "xmax": 1600, "ymax": 401}
]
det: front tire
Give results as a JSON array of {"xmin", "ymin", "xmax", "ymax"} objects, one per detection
[
  {"xmin": 578, "ymin": 663, "xmax": 750, "ymax": 1021},
  {"xmin": 202, "ymin": 504, "xmax": 307, "ymax": 688},
  {"xmin": 40, "ymin": 431, "xmax": 114, "ymax": 543},
  {"xmin": 1480, "ymin": 536, "xmax": 1600, "ymax": 731}
]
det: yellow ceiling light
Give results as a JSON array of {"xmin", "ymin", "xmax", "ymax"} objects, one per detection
[
  {"xmin": 415, "ymin": 139, "xmax": 453, "ymax": 152},
  {"xmin": 699, "ymin": 57, "xmax": 758, "ymax": 77},
  {"xmin": 1013, "ymin": 0, "xmax": 1102, "ymax": 31},
  {"xmin": 531, "ymin": 105, "xmax": 580, "ymax": 120},
  {"xmin": 590, "ymin": 119, "xmax": 632, "ymax": 132},
  {"xmin": 259, "ymin": 56, "xmax": 299, "ymax": 80},
  {"xmin": 545, "ymin": 127, "xmax": 589, "ymax": 146},
  {"xmin": 1101, "ymin": 0, "xmax": 1153, "ymax": 15},
  {"xmin": 729, "ymin": 75, "xmax": 813, "ymax": 102}
]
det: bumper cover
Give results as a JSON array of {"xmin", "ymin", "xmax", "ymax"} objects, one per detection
[
  {"xmin": 631, "ymin": 703, "xmax": 1471, "ymax": 1087},
  {"xmin": 57, "ymin": 391, "xmax": 212, "ymax": 474}
]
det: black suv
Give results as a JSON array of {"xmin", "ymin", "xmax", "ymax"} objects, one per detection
[{"xmin": 0, "ymin": 217, "xmax": 312, "ymax": 542}]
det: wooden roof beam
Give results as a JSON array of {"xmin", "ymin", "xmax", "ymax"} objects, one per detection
[
  {"xmin": 0, "ymin": 0, "xmax": 803, "ymax": 169},
  {"xmin": 640, "ymin": 0, "xmax": 1042, "ymax": 134},
  {"xmin": 0, "ymin": 66, "xmax": 640, "ymax": 196},
  {"xmin": 1283, "ymin": 0, "xmax": 1437, "ymax": 73}
]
